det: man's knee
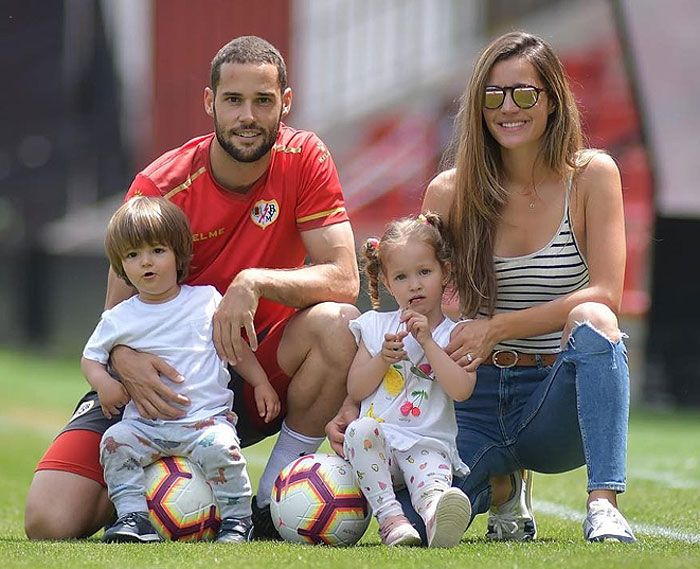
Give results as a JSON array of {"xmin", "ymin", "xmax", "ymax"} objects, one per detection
[
  {"xmin": 306, "ymin": 302, "xmax": 360, "ymax": 345},
  {"xmin": 25, "ymin": 471, "xmax": 113, "ymax": 540},
  {"xmin": 281, "ymin": 302, "xmax": 359, "ymax": 377},
  {"xmin": 565, "ymin": 302, "xmax": 621, "ymax": 343},
  {"xmin": 25, "ymin": 502, "xmax": 79, "ymax": 540}
]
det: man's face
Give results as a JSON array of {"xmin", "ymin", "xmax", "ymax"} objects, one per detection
[{"xmin": 206, "ymin": 62, "xmax": 291, "ymax": 163}]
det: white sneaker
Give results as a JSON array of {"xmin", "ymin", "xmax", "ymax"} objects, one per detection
[
  {"xmin": 486, "ymin": 470, "xmax": 537, "ymax": 541},
  {"xmin": 583, "ymin": 498, "xmax": 637, "ymax": 543},
  {"xmin": 378, "ymin": 514, "xmax": 421, "ymax": 546},
  {"xmin": 426, "ymin": 488, "xmax": 471, "ymax": 548}
]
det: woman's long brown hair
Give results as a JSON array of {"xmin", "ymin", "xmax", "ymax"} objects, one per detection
[{"xmin": 446, "ymin": 31, "xmax": 590, "ymax": 317}]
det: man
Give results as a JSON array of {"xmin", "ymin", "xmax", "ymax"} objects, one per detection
[{"xmin": 25, "ymin": 35, "xmax": 360, "ymax": 541}]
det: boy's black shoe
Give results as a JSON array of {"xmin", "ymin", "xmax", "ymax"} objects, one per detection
[
  {"xmin": 251, "ymin": 495, "xmax": 282, "ymax": 540},
  {"xmin": 216, "ymin": 516, "xmax": 254, "ymax": 543},
  {"xmin": 102, "ymin": 512, "xmax": 163, "ymax": 543}
]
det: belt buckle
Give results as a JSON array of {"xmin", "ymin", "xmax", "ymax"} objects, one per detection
[{"xmin": 492, "ymin": 349, "xmax": 518, "ymax": 368}]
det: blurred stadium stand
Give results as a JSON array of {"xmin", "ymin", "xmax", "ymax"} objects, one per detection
[{"xmin": 1, "ymin": 0, "xmax": 697, "ymax": 406}]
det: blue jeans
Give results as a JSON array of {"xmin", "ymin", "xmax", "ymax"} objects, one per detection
[{"xmin": 398, "ymin": 322, "xmax": 630, "ymax": 536}]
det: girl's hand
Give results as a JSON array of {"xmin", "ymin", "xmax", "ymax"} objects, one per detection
[
  {"xmin": 97, "ymin": 380, "xmax": 130, "ymax": 419},
  {"xmin": 401, "ymin": 309, "xmax": 431, "ymax": 346},
  {"xmin": 380, "ymin": 331, "xmax": 408, "ymax": 364},
  {"xmin": 445, "ymin": 319, "xmax": 499, "ymax": 371}
]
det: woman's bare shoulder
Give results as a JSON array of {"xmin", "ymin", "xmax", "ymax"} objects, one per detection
[
  {"xmin": 423, "ymin": 169, "xmax": 457, "ymax": 215},
  {"xmin": 575, "ymin": 151, "xmax": 621, "ymax": 197},
  {"xmin": 428, "ymin": 168, "xmax": 457, "ymax": 192}
]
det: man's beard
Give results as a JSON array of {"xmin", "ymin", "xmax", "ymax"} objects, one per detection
[{"xmin": 213, "ymin": 110, "xmax": 281, "ymax": 163}]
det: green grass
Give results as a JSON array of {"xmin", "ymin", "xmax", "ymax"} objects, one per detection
[{"xmin": 1, "ymin": 348, "xmax": 699, "ymax": 568}]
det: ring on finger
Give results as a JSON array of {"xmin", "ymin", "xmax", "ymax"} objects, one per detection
[{"xmin": 466, "ymin": 353, "xmax": 473, "ymax": 363}]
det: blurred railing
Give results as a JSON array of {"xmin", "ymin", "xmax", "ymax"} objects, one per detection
[{"xmin": 292, "ymin": 0, "xmax": 481, "ymax": 132}]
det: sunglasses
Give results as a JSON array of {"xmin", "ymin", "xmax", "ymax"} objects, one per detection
[{"xmin": 484, "ymin": 85, "xmax": 546, "ymax": 110}]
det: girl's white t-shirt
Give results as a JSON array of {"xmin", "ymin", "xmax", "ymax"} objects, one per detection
[{"xmin": 349, "ymin": 310, "xmax": 468, "ymax": 476}]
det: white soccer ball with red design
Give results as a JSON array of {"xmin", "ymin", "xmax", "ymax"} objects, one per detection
[
  {"xmin": 144, "ymin": 457, "xmax": 220, "ymax": 541},
  {"xmin": 270, "ymin": 453, "xmax": 371, "ymax": 546}
]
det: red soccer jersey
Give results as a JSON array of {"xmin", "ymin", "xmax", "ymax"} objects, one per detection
[{"xmin": 124, "ymin": 124, "xmax": 349, "ymax": 335}]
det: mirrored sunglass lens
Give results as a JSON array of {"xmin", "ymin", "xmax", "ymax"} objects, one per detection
[
  {"xmin": 484, "ymin": 90, "xmax": 505, "ymax": 109},
  {"xmin": 513, "ymin": 87, "xmax": 538, "ymax": 108}
]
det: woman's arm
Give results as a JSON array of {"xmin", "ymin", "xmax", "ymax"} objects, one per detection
[
  {"xmin": 422, "ymin": 170, "xmax": 461, "ymax": 320},
  {"xmin": 423, "ymin": 338, "xmax": 475, "ymax": 401},
  {"xmin": 428, "ymin": 157, "xmax": 625, "ymax": 365}
]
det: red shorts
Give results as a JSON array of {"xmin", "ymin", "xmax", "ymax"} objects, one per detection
[{"xmin": 36, "ymin": 314, "xmax": 293, "ymax": 487}]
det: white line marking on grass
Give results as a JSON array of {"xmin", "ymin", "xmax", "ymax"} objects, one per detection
[
  {"xmin": 630, "ymin": 468, "xmax": 700, "ymax": 490},
  {"xmin": 536, "ymin": 500, "xmax": 700, "ymax": 544}
]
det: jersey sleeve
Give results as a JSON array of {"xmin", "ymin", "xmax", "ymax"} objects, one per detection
[
  {"xmin": 124, "ymin": 173, "xmax": 162, "ymax": 201},
  {"xmin": 295, "ymin": 134, "xmax": 349, "ymax": 232}
]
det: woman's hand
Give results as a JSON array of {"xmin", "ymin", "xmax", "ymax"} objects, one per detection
[
  {"xmin": 111, "ymin": 345, "xmax": 189, "ymax": 420},
  {"xmin": 445, "ymin": 319, "xmax": 499, "ymax": 371}
]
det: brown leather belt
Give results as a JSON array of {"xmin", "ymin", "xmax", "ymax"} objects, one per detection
[{"xmin": 487, "ymin": 350, "xmax": 558, "ymax": 368}]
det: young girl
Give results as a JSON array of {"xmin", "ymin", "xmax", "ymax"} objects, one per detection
[{"xmin": 343, "ymin": 213, "xmax": 475, "ymax": 548}]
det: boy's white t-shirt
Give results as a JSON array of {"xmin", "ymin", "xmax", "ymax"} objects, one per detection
[
  {"xmin": 349, "ymin": 310, "xmax": 468, "ymax": 476},
  {"xmin": 83, "ymin": 284, "xmax": 232, "ymax": 423}
]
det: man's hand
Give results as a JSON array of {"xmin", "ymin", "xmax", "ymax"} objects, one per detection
[
  {"xmin": 213, "ymin": 270, "xmax": 260, "ymax": 366},
  {"xmin": 111, "ymin": 345, "xmax": 189, "ymax": 420},
  {"xmin": 254, "ymin": 382, "xmax": 281, "ymax": 423},
  {"xmin": 325, "ymin": 399, "xmax": 360, "ymax": 458}
]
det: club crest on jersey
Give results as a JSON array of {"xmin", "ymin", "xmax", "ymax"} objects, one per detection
[{"xmin": 251, "ymin": 199, "xmax": 279, "ymax": 229}]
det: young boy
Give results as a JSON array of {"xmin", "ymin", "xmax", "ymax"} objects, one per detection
[{"xmin": 82, "ymin": 196, "xmax": 280, "ymax": 543}]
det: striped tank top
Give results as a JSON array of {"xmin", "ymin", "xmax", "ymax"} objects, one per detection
[{"xmin": 481, "ymin": 177, "xmax": 589, "ymax": 353}]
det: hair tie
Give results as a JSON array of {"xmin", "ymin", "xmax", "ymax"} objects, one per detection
[
  {"xmin": 366, "ymin": 237, "xmax": 380, "ymax": 252},
  {"xmin": 417, "ymin": 213, "xmax": 429, "ymax": 226}
]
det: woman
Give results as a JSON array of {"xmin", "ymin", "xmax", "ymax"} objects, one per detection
[{"xmin": 328, "ymin": 30, "xmax": 635, "ymax": 543}]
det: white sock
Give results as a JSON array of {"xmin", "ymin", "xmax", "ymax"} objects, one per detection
[{"xmin": 256, "ymin": 420, "xmax": 324, "ymax": 508}]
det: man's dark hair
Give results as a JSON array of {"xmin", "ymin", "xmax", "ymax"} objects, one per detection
[{"xmin": 210, "ymin": 35, "xmax": 288, "ymax": 93}]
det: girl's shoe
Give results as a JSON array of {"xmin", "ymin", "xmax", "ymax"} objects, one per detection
[
  {"xmin": 378, "ymin": 514, "xmax": 421, "ymax": 546},
  {"xmin": 426, "ymin": 488, "xmax": 471, "ymax": 548}
]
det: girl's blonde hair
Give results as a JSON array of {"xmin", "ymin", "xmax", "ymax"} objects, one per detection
[
  {"xmin": 105, "ymin": 197, "xmax": 193, "ymax": 287},
  {"xmin": 446, "ymin": 31, "xmax": 597, "ymax": 317},
  {"xmin": 360, "ymin": 212, "xmax": 452, "ymax": 309}
]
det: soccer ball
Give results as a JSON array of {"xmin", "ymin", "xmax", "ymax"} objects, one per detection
[
  {"xmin": 270, "ymin": 453, "xmax": 371, "ymax": 546},
  {"xmin": 144, "ymin": 457, "xmax": 221, "ymax": 541}
]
